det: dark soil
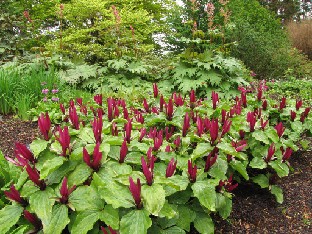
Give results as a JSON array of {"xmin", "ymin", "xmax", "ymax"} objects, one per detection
[{"xmin": 0, "ymin": 115, "xmax": 311, "ymax": 233}]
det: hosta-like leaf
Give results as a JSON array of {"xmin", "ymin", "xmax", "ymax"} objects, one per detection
[
  {"xmin": 99, "ymin": 205, "xmax": 119, "ymax": 230},
  {"xmin": 249, "ymin": 157, "xmax": 267, "ymax": 169},
  {"xmin": 43, "ymin": 204, "xmax": 69, "ymax": 234},
  {"xmin": 217, "ymin": 142, "xmax": 237, "ymax": 156},
  {"xmin": 30, "ymin": 139, "xmax": 49, "ymax": 157},
  {"xmin": 69, "ymin": 186, "xmax": 103, "ymax": 211},
  {"xmin": 158, "ymin": 201, "xmax": 178, "ymax": 219},
  {"xmin": 29, "ymin": 187, "xmax": 55, "ymax": 223},
  {"xmin": 252, "ymin": 174, "xmax": 269, "ymax": 188},
  {"xmin": 270, "ymin": 185, "xmax": 283, "ymax": 204},
  {"xmin": 175, "ymin": 205, "xmax": 196, "ymax": 231},
  {"xmin": 269, "ymin": 161, "xmax": 289, "ymax": 178},
  {"xmin": 120, "ymin": 209, "xmax": 152, "ymax": 234},
  {"xmin": 265, "ymin": 128, "xmax": 279, "ymax": 143},
  {"xmin": 0, "ymin": 204, "xmax": 23, "ymax": 234},
  {"xmin": 141, "ymin": 184, "xmax": 166, "ymax": 216},
  {"xmin": 192, "ymin": 181, "xmax": 216, "ymax": 211},
  {"xmin": 40, "ymin": 157, "xmax": 66, "ymax": 179},
  {"xmin": 20, "ymin": 180, "xmax": 40, "ymax": 197},
  {"xmin": 229, "ymin": 160, "xmax": 249, "ymax": 180},
  {"xmin": 191, "ymin": 143, "xmax": 213, "ymax": 160},
  {"xmin": 252, "ymin": 130, "xmax": 270, "ymax": 144},
  {"xmin": 67, "ymin": 163, "xmax": 92, "ymax": 187},
  {"xmin": 78, "ymin": 127, "xmax": 95, "ymax": 144},
  {"xmin": 69, "ymin": 210, "xmax": 100, "ymax": 234},
  {"xmin": 194, "ymin": 212, "xmax": 214, "ymax": 234},
  {"xmin": 215, "ymin": 193, "xmax": 232, "ymax": 219},
  {"xmin": 208, "ymin": 158, "xmax": 228, "ymax": 180}
]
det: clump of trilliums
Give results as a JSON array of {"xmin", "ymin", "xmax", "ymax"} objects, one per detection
[{"xmin": 3, "ymin": 81, "xmax": 311, "ymax": 233}]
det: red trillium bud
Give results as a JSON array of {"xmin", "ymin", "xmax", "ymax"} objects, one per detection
[
  {"xmin": 119, "ymin": 139, "xmax": 128, "ymax": 163},
  {"xmin": 83, "ymin": 143, "xmax": 102, "ymax": 171},
  {"xmin": 211, "ymin": 91, "xmax": 219, "ymax": 109},
  {"xmin": 166, "ymin": 99, "xmax": 174, "ymax": 120},
  {"xmin": 69, "ymin": 106, "xmax": 80, "ymax": 130},
  {"xmin": 296, "ymin": 100, "xmax": 303, "ymax": 111},
  {"xmin": 182, "ymin": 112, "xmax": 190, "ymax": 137},
  {"xmin": 59, "ymin": 177, "xmax": 76, "ymax": 204},
  {"xmin": 231, "ymin": 140, "xmax": 247, "ymax": 152},
  {"xmin": 4, "ymin": 185, "xmax": 28, "ymax": 207},
  {"xmin": 111, "ymin": 122, "xmax": 118, "ymax": 136},
  {"xmin": 94, "ymin": 94, "xmax": 103, "ymax": 106},
  {"xmin": 275, "ymin": 122, "xmax": 285, "ymax": 138},
  {"xmin": 209, "ymin": 119, "xmax": 219, "ymax": 144},
  {"xmin": 26, "ymin": 164, "xmax": 46, "ymax": 190},
  {"xmin": 153, "ymin": 83, "xmax": 159, "ymax": 98},
  {"xmin": 174, "ymin": 136, "xmax": 181, "ymax": 149},
  {"xmin": 165, "ymin": 145, "xmax": 171, "ymax": 152},
  {"xmin": 92, "ymin": 115, "xmax": 103, "ymax": 144},
  {"xmin": 241, "ymin": 91, "xmax": 247, "ymax": 108},
  {"xmin": 141, "ymin": 156, "xmax": 154, "ymax": 186},
  {"xmin": 166, "ymin": 158, "xmax": 177, "ymax": 178},
  {"xmin": 173, "ymin": 93, "xmax": 184, "ymax": 106},
  {"xmin": 300, "ymin": 107, "xmax": 311, "ymax": 123},
  {"xmin": 23, "ymin": 210, "xmax": 43, "ymax": 231},
  {"xmin": 55, "ymin": 126, "xmax": 70, "ymax": 156},
  {"xmin": 15, "ymin": 142, "xmax": 36, "ymax": 165},
  {"xmin": 279, "ymin": 97, "xmax": 286, "ymax": 111},
  {"xmin": 160, "ymin": 95, "xmax": 165, "ymax": 112},
  {"xmin": 107, "ymin": 98, "xmax": 114, "ymax": 121},
  {"xmin": 247, "ymin": 112, "xmax": 257, "ymax": 132},
  {"xmin": 204, "ymin": 147, "xmax": 218, "ymax": 172},
  {"xmin": 76, "ymin": 98, "xmax": 83, "ymax": 106},
  {"xmin": 123, "ymin": 106, "xmax": 129, "ymax": 120},
  {"xmin": 165, "ymin": 126, "xmax": 174, "ymax": 141},
  {"xmin": 125, "ymin": 119, "xmax": 132, "ymax": 143},
  {"xmin": 143, "ymin": 98, "xmax": 150, "ymax": 113},
  {"xmin": 290, "ymin": 110, "xmax": 296, "ymax": 121},
  {"xmin": 257, "ymin": 88, "xmax": 262, "ymax": 101},
  {"xmin": 221, "ymin": 119, "xmax": 232, "ymax": 137},
  {"xmin": 101, "ymin": 226, "xmax": 117, "ymax": 234},
  {"xmin": 38, "ymin": 112, "xmax": 51, "ymax": 141},
  {"xmin": 265, "ymin": 143, "xmax": 275, "ymax": 163},
  {"xmin": 260, "ymin": 118, "xmax": 269, "ymax": 130},
  {"xmin": 139, "ymin": 128, "xmax": 146, "ymax": 142},
  {"xmin": 190, "ymin": 89, "xmax": 196, "ymax": 108},
  {"xmin": 262, "ymin": 100, "xmax": 268, "ymax": 110},
  {"xmin": 239, "ymin": 130, "xmax": 245, "ymax": 139},
  {"xmin": 196, "ymin": 117, "xmax": 204, "ymax": 137},
  {"xmin": 225, "ymin": 175, "xmax": 238, "ymax": 192},
  {"xmin": 129, "ymin": 177, "xmax": 142, "ymax": 209},
  {"xmin": 60, "ymin": 103, "xmax": 66, "ymax": 114},
  {"xmin": 188, "ymin": 160, "xmax": 197, "ymax": 183},
  {"xmin": 282, "ymin": 147, "xmax": 293, "ymax": 162}
]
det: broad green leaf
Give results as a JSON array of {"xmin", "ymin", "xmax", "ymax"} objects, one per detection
[
  {"xmin": 104, "ymin": 136, "xmax": 123, "ymax": 145},
  {"xmin": 20, "ymin": 180, "xmax": 39, "ymax": 197},
  {"xmin": 269, "ymin": 161, "xmax": 289, "ymax": 178},
  {"xmin": 0, "ymin": 204, "xmax": 23, "ymax": 234},
  {"xmin": 215, "ymin": 193, "xmax": 232, "ymax": 219},
  {"xmin": 40, "ymin": 157, "xmax": 66, "ymax": 179},
  {"xmin": 67, "ymin": 163, "xmax": 92, "ymax": 186},
  {"xmin": 99, "ymin": 205, "xmax": 119, "ymax": 230},
  {"xmin": 10, "ymin": 225, "xmax": 29, "ymax": 234},
  {"xmin": 100, "ymin": 142, "xmax": 110, "ymax": 160},
  {"xmin": 192, "ymin": 181, "xmax": 216, "ymax": 211},
  {"xmin": 141, "ymin": 184, "xmax": 166, "ymax": 216},
  {"xmin": 129, "ymin": 140, "xmax": 150, "ymax": 153},
  {"xmin": 194, "ymin": 212, "xmax": 214, "ymax": 234},
  {"xmin": 265, "ymin": 128, "xmax": 279, "ymax": 143},
  {"xmin": 69, "ymin": 186, "xmax": 103, "ymax": 211},
  {"xmin": 104, "ymin": 161, "xmax": 133, "ymax": 177},
  {"xmin": 229, "ymin": 160, "xmax": 249, "ymax": 180},
  {"xmin": 46, "ymin": 161, "xmax": 77, "ymax": 185},
  {"xmin": 252, "ymin": 174, "xmax": 269, "ymax": 188},
  {"xmin": 270, "ymin": 185, "xmax": 283, "ymax": 204},
  {"xmin": 291, "ymin": 121, "xmax": 303, "ymax": 133},
  {"xmin": 158, "ymin": 201, "xmax": 178, "ymax": 219},
  {"xmin": 78, "ymin": 127, "xmax": 95, "ymax": 144},
  {"xmin": 175, "ymin": 205, "xmax": 196, "ymax": 231},
  {"xmin": 252, "ymin": 130, "xmax": 269, "ymax": 144},
  {"xmin": 30, "ymin": 139, "xmax": 49, "ymax": 157},
  {"xmin": 191, "ymin": 143, "xmax": 213, "ymax": 160},
  {"xmin": 43, "ymin": 204, "xmax": 70, "ymax": 234},
  {"xmin": 120, "ymin": 209, "xmax": 152, "ymax": 234},
  {"xmin": 217, "ymin": 142, "xmax": 237, "ymax": 156},
  {"xmin": 29, "ymin": 187, "xmax": 55, "ymax": 222},
  {"xmin": 249, "ymin": 157, "xmax": 267, "ymax": 169},
  {"xmin": 92, "ymin": 173, "xmax": 133, "ymax": 209},
  {"xmin": 69, "ymin": 210, "xmax": 100, "ymax": 234},
  {"xmin": 208, "ymin": 158, "xmax": 228, "ymax": 180}
]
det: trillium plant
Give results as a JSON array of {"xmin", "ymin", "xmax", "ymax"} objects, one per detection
[{"xmin": 0, "ymin": 83, "xmax": 311, "ymax": 234}]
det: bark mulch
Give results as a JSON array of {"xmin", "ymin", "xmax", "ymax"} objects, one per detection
[{"xmin": 0, "ymin": 115, "xmax": 311, "ymax": 233}]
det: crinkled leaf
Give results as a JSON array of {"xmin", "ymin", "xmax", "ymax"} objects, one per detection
[
  {"xmin": 217, "ymin": 142, "xmax": 237, "ymax": 156},
  {"xmin": 192, "ymin": 181, "xmax": 216, "ymax": 211},
  {"xmin": 69, "ymin": 186, "xmax": 103, "ymax": 211},
  {"xmin": 191, "ymin": 143, "xmax": 213, "ymax": 160},
  {"xmin": 249, "ymin": 157, "xmax": 267, "ymax": 169},
  {"xmin": 194, "ymin": 212, "xmax": 214, "ymax": 234},
  {"xmin": 67, "ymin": 163, "xmax": 92, "ymax": 187},
  {"xmin": 43, "ymin": 204, "xmax": 69, "ymax": 234},
  {"xmin": 40, "ymin": 157, "xmax": 66, "ymax": 179},
  {"xmin": 99, "ymin": 204, "xmax": 119, "ymax": 230},
  {"xmin": 229, "ymin": 160, "xmax": 249, "ymax": 180},
  {"xmin": 270, "ymin": 185, "xmax": 283, "ymax": 204},
  {"xmin": 252, "ymin": 174, "xmax": 269, "ymax": 188},
  {"xmin": 69, "ymin": 210, "xmax": 100, "ymax": 234},
  {"xmin": 30, "ymin": 139, "xmax": 49, "ymax": 157},
  {"xmin": 29, "ymin": 187, "xmax": 55, "ymax": 222},
  {"xmin": 252, "ymin": 130, "xmax": 270, "ymax": 144},
  {"xmin": 208, "ymin": 158, "xmax": 228, "ymax": 180},
  {"xmin": 120, "ymin": 209, "xmax": 152, "ymax": 234},
  {"xmin": 0, "ymin": 204, "xmax": 23, "ymax": 234},
  {"xmin": 141, "ymin": 184, "xmax": 166, "ymax": 216},
  {"xmin": 20, "ymin": 180, "xmax": 40, "ymax": 197},
  {"xmin": 269, "ymin": 161, "xmax": 289, "ymax": 178},
  {"xmin": 78, "ymin": 127, "xmax": 95, "ymax": 144}
]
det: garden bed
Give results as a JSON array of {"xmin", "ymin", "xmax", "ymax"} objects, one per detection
[{"xmin": 1, "ymin": 115, "xmax": 311, "ymax": 233}]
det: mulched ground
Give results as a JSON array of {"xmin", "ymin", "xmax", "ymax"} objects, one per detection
[{"xmin": 0, "ymin": 115, "xmax": 311, "ymax": 233}]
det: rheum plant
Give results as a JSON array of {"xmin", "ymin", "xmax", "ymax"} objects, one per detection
[{"xmin": 0, "ymin": 83, "xmax": 311, "ymax": 234}]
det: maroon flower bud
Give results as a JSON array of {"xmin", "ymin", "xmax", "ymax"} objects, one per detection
[
  {"xmin": 265, "ymin": 143, "xmax": 275, "ymax": 163},
  {"xmin": 239, "ymin": 130, "xmax": 245, "ymax": 139},
  {"xmin": 209, "ymin": 119, "xmax": 219, "ymax": 144},
  {"xmin": 279, "ymin": 97, "xmax": 286, "ymax": 111},
  {"xmin": 182, "ymin": 112, "xmax": 190, "ymax": 137},
  {"xmin": 38, "ymin": 112, "xmax": 51, "ymax": 141},
  {"xmin": 188, "ymin": 160, "xmax": 197, "ymax": 183},
  {"xmin": 221, "ymin": 119, "xmax": 232, "ymax": 137},
  {"xmin": 275, "ymin": 122, "xmax": 285, "ymax": 138},
  {"xmin": 282, "ymin": 147, "xmax": 293, "ymax": 162},
  {"xmin": 174, "ymin": 136, "xmax": 181, "ymax": 149},
  {"xmin": 60, "ymin": 103, "xmax": 66, "ymax": 114},
  {"xmin": 139, "ymin": 128, "xmax": 146, "ymax": 142},
  {"xmin": 94, "ymin": 94, "xmax": 103, "ymax": 106},
  {"xmin": 59, "ymin": 177, "xmax": 76, "ymax": 204},
  {"xmin": 165, "ymin": 145, "xmax": 171, "ymax": 152},
  {"xmin": 290, "ymin": 110, "xmax": 296, "ymax": 121},
  {"xmin": 153, "ymin": 130, "xmax": 163, "ymax": 151},
  {"xmin": 296, "ymin": 100, "xmax": 303, "ymax": 111},
  {"xmin": 172, "ymin": 93, "xmax": 184, "ymax": 106},
  {"xmin": 4, "ymin": 185, "xmax": 28, "ymax": 207},
  {"xmin": 141, "ymin": 156, "xmax": 154, "ymax": 186},
  {"xmin": 15, "ymin": 142, "xmax": 36, "ymax": 165},
  {"xmin": 129, "ymin": 177, "xmax": 142, "ymax": 209},
  {"xmin": 125, "ymin": 119, "xmax": 132, "ymax": 143},
  {"xmin": 76, "ymin": 98, "xmax": 83, "ymax": 106},
  {"xmin": 143, "ymin": 98, "xmax": 150, "ymax": 113},
  {"xmin": 204, "ymin": 147, "xmax": 218, "ymax": 172},
  {"xmin": 231, "ymin": 140, "xmax": 247, "ymax": 152},
  {"xmin": 300, "ymin": 107, "xmax": 311, "ymax": 123},
  {"xmin": 257, "ymin": 88, "xmax": 262, "ymax": 101},
  {"xmin": 83, "ymin": 143, "xmax": 102, "ymax": 171},
  {"xmin": 107, "ymin": 98, "xmax": 114, "ymax": 121},
  {"xmin": 101, "ymin": 226, "xmax": 117, "ymax": 234},
  {"xmin": 211, "ymin": 91, "xmax": 219, "ymax": 109},
  {"xmin": 92, "ymin": 115, "xmax": 103, "ymax": 144},
  {"xmin": 196, "ymin": 117, "xmax": 204, "ymax": 137},
  {"xmin": 166, "ymin": 158, "xmax": 177, "ymax": 178},
  {"xmin": 23, "ymin": 210, "xmax": 42, "ymax": 231},
  {"xmin": 160, "ymin": 95, "xmax": 165, "ymax": 112},
  {"xmin": 260, "ymin": 118, "xmax": 269, "ymax": 130},
  {"xmin": 111, "ymin": 122, "xmax": 118, "ymax": 136},
  {"xmin": 190, "ymin": 89, "xmax": 196, "ymax": 108},
  {"xmin": 247, "ymin": 112, "xmax": 257, "ymax": 132},
  {"xmin": 165, "ymin": 126, "xmax": 174, "ymax": 141},
  {"xmin": 55, "ymin": 126, "xmax": 71, "ymax": 156},
  {"xmin": 119, "ymin": 139, "xmax": 128, "ymax": 163},
  {"xmin": 166, "ymin": 98, "xmax": 174, "ymax": 120},
  {"xmin": 26, "ymin": 164, "xmax": 46, "ymax": 190},
  {"xmin": 262, "ymin": 99, "xmax": 268, "ymax": 110},
  {"xmin": 241, "ymin": 91, "xmax": 247, "ymax": 108},
  {"xmin": 153, "ymin": 83, "xmax": 159, "ymax": 98},
  {"xmin": 69, "ymin": 106, "xmax": 80, "ymax": 130}
]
